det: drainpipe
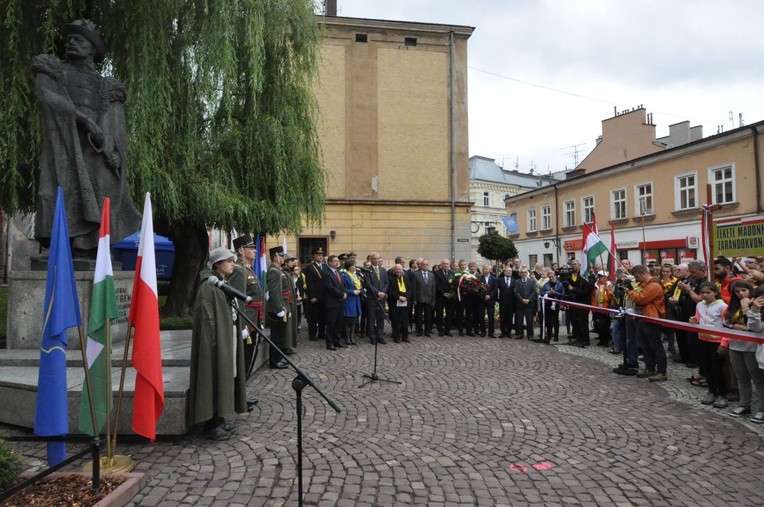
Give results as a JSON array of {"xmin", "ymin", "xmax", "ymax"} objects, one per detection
[
  {"xmin": 752, "ymin": 126, "xmax": 762, "ymax": 212},
  {"xmin": 449, "ymin": 30, "xmax": 456, "ymax": 259},
  {"xmin": 554, "ymin": 184, "xmax": 560, "ymax": 262}
]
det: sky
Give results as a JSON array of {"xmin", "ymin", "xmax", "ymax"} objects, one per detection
[{"xmin": 333, "ymin": 0, "xmax": 764, "ymax": 174}]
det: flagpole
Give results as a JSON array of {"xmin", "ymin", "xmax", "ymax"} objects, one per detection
[
  {"xmin": 111, "ymin": 322, "xmax": 134, "ymax": 463},
  {"xmin": 105, "ymin": 317, "xmax": 112, "ymax": 465},
  {"xmin": 77, "ymin": 326, "xmax": 99, "ymax": 443}
]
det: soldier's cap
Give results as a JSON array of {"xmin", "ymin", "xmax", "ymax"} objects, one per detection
[
  {"xmin": 312, "ymin": 247, "xmax": 325, "ymax": 255},
  {"xmin": 232, "ymin": 234, "xmax": 255, "ymax": 251},
  {"xmin": 348, "ymin": 251, "xmax": 357, "ymax": 257},
  {"xmin": 338, "ymin": 253, "xmax": 348, "ymax": 261},
  {"xmin": 285, "ymin": 254, "xmax": 296, "ymax": 261},
  {"xmin": 209, "ymin": 246, "xmax": 235, "ymax": 267},
  {"xmin": 269, "ymin": 246, "xmax": 285, "ymax": 258},
  {"xmin": 61, "ymin": 19, "xmax": 106, "ymax": 63}
]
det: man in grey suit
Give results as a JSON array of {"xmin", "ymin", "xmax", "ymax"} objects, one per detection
[
  {"xmin": 413, "ymin": 259, "xmax": 436, "ymax": 336},
  {"xmin": 514, "ymin": 267, "xmax": 537, "ymax": 339},
  {"xmin": 366, "ymin": 252, "xmax": 388, "ymax": 344}
]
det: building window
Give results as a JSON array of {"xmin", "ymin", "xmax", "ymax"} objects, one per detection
[
  {"xmin": 564, "ymin": 200, "xmax": 575, "ymax": 227},
  {"xmin": 528, "ymin": 254, "xmax": 538, "ymax": 267},
  {"xmin": 527, "ymin": 208, "xmax": 537, "ymax": 232},
  {"xmin": 404, "ymin": 37, "xmax": 417, "ymax": 47},
  {"xmin": 582, "ymin": 196, "xmax": 595, "ymax": 225},
  {"xmin": 675, "ymin": 172, "xmax": 697, "ymax": 210},
  {"xmin": 611, "ymin": 189, "xmax": 626, "ymax": 220},
  {"xmin": 709, "ymin": 164, "xmax": 735, "ymax": 204},
  {"xmin": 355, "ymin": 33, "xmax": 368, "ymax": 43},
  {"xmin": 635, "ymin": 183, "xmax": 653, "ymax": 216},
  {"xmin": 483, "ymin": 191, "xmax": 490, "ymax": 207},
  {"xmin": 541, "ymin": 205, "xmax": 552, "ymax": 230}
]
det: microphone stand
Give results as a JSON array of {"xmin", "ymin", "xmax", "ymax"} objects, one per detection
[
  {"xmin": 357, "ymin": 269, "xmax": 401, "ymax": 388},
  {"xmin": 224, "ymin": 295, "xmax": 341, "ymax": 507}
]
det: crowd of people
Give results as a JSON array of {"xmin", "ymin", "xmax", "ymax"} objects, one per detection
[{"xmin": 186, "ymin": 235, "xmax": 764, "ymax": 439}]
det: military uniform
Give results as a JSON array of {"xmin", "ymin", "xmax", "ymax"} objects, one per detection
[{"xmin": 266, "ymin": 247, "xmax": 289, "ymax": 368}]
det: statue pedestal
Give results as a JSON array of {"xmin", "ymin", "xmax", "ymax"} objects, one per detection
[{"xmin": 6, "ymin": 271, "xmax": 135, "ymax": 349}]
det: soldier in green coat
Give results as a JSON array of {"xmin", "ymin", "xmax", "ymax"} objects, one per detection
[
  {"xmin": 283, "ymin": 253, "xmax": 299, "ymax": 354},
  {"xmin": 266, "ymin": 247, "xmax": 290, "ymax": 369},
  {"xmin": 187, "ymin": 247, "xmax": 248, "ymax": 440}
]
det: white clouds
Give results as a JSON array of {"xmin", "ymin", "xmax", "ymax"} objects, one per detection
[{"xmin": 338, "ymin": 0, "xmax": 764, "ymax": 171}]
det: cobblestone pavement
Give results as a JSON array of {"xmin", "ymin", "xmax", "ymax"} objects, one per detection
[{"xmin": 5, "ymin": 328, "xmax": 764, "ymax": 506}]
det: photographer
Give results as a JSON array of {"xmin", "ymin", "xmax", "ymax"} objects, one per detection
[
  {"xmin": 536, "ymin": 269, "xmax": 564, "ymax": 343},
  {"xmin": 627, "ymin": 265, "xmax": 668, "ymax": 382}
]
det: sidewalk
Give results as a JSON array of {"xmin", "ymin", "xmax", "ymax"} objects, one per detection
[{"xmin": 3, "ymin": 327, "xmax": 763, "ymax": 506}]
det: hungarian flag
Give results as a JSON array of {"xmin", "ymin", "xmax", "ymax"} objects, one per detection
[
  {"xmin": 129, "ymin": 193, "xmax": 164, "ymax": 440},
  {"xmin": 582, "ymin": 221, "xmax": 608, "ymax": 277},
  {"xmin": 255, "ymin": 234, "xmax": 268, "ymax": 300},
  {"xmin": 35, "ymin": 187, "xmax": 82, "ymax": 466},
  {"xmin": 78, "ymin": 198, "xmax": 119, "ymax": 436}
]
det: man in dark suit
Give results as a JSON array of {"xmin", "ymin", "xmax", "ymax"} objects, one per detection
[
  {"xmin": 303, "ymin": 247, "xmax": 326, "ymax": 342},
  {"xmin": 480, "ymin": 264, "xmax": 499, "ymax": 337},
  {"xmin": 366, "ymin": 252, "xmax": 388, "ymax": 344},
  {"xmin": 514, "ymin": 267, "xmax": 537, "ymax": 339},
  {"xmin": 434, "ymin": 258, "xmax": 454, "ymax": 336},
  {"xmin": 497, "ymin": 266, "xmax": 515, "ymax": 337},
  {"xmin": 322, "ymin": 255, "xmax": 347, "ymax": 350},
  {"xmin": 565, "ymin": 259, "xmax": 592, "ymax": 347},
  {"xmin": 388, "ymin": 263, "xmax": 412, "ymax": 342},
  {"xmin": 413, "ymin": 259, "xmax": 436, "ymax": 336}
]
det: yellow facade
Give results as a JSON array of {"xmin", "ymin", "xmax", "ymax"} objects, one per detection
[
  {"xmin": 505, "ymin": 119, "xmax": 764, "ymax": 266},
  {"xmin": 275, "ymin": 16, "xmax": 474, "ymax": 264}
]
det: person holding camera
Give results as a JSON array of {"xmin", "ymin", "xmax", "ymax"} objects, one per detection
[{"xmin": 627, "ymin": 265, "xmax": 668, "ymax": 382}]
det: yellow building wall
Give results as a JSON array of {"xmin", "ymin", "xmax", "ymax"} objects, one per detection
[
  {"xmin": 377, "ymin": 49, "xmax": 449, "ymax": 201},
  {"xmin": 273, "ymin": 202, "xmax": 472, "ymax": 263},
  {"xmin": 315, "ymin": 43, "xmax": 347, "ymax": 199},
  {"xmin": 509, "ymin": 132, "xmax": 762, "ymax": 240}
]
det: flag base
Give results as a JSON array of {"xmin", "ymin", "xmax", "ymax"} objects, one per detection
[{"xmin": 82, "ymin": 454, "xmax": 135, "ymax": 474}]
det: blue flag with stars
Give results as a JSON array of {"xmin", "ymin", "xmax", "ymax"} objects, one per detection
[
  {"xmin": 502, "ymin": 213, "xmax": 519, "ymax": 234},
  {"xmin": 34, "ymin": 187, "xmax": 82, "ymax": 466}
]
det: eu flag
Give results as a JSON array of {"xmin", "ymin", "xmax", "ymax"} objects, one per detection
[
  {"xmin": 34, "ymin": 187, "xmax": 82, "ymax": 466},
  {"xmin": 502, "ymin": 213, "xmax": 519, "ymax": 234}
]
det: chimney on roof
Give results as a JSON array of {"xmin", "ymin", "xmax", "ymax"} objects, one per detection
[{"xmin": 325, "ymin": 0, "xmax": 337, "ymax": 16}]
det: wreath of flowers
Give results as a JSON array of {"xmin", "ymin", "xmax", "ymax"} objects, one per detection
[{"xmin": 449, "ymin": 272, "xmax": 488, "ymax": 301}]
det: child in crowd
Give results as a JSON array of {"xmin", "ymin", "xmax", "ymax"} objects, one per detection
[
  {"xmin": 689, "ymin": 282, "xmax": 729, "ymax": 409},
  {"xmin": 743, "ymin": 284, "xmax": 764, "ymax": 423}
]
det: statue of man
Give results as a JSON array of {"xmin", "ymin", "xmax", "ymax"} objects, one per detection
[{"xmin": 32, "ymin": 19, "xmax": 141, "ymax": 254}]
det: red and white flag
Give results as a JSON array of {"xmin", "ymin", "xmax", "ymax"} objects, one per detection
[{"xmin": 129, "ymin": 193, "xmax": 164, "ymax": 440}]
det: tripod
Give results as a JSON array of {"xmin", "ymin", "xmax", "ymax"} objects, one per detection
[
  {"xmin": 357, "ymin": 267, "xmax": 401, "ymax": 388},
  {"xmin": 226, "ymin": 296, "xmax": 341, "ymax": 507}
]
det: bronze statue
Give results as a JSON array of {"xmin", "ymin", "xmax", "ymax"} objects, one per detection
[{"xmin": 32, "ymin": 19, "xmax": 141, "ymax": 254}]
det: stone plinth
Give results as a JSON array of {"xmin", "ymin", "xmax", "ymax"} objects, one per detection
[{"xmin": 6, "ymin": 271, "xmax": 135, "ymax": 349}]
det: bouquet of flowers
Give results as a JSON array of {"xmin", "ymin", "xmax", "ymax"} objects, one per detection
[{"xmin": 449, "ymin": 273, "xmax": 488, "ymax": 301}]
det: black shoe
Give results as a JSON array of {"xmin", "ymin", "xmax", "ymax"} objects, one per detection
[
  {"xmin": 499, "ymin": 334, "xmax": 507, "ymax": 338},
  {"xmin": 335, "ymin": 342, "xmax": 346, "ymax": 348},
  {"xmin": 326, "ymin": 343, "xmax": 337, "ymax": 351},
  {"xmin": 247, "ymin": 399, "xmax": 259, "ymax": 412},
  {"xmin": 438, "ymin": 332, "xmax": 445, "ymax": 337},
  {"xmin": 207, "ymin": 426, "xmax": 230, "ymax": 441},
  {"xmin": 393, "ymin": 338, "xmax": 401, "ymax": 343},
  {"xmin": 402, "ymin": 337, "xmax": 411, "ymax": 343},
  {"xmin": 425, "ymin": 333, "xmax": 432, "ymax": 337},
  {"xmin": 416, "ymin": 332, "xmax": 423, "ymax": 337},
  {"xmin": 444, "ymin": 332, "xmax": 453, "ymax": 337},
  {"xmin": 613, "ymin": 364, "xmax": 638, "ymax": 376},
  {"xmin": 309, "ymin": 336, "xmax": 318, "ymax": 342},
  {"xmin": 377, "ymin": 338, "xmax": 387, "ymax": 344},
  {"xmin": 532, "ymin": 338, "xmax": 544, "ymax": 343},
  {"xmin": 220, "ymin": 422, "xmax": 238, "ymax": 434}
]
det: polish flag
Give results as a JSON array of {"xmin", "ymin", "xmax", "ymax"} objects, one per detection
[{"xmin": 129, "ymin": 193, "xmax": 164, "ymax": 440}]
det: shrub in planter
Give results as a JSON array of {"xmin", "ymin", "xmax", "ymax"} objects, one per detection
[{"xmin": 0, "ymin": 438, "xmax": 23, "ymax": 490}]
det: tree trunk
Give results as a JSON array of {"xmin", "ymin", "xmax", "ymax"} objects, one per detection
[{"xmin": 159, "ymin": 221, "xmax": 208, "ymax": 317}]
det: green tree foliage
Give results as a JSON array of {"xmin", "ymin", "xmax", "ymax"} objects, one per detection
[
  {"xmin": 1, "ymin": 0, "xmax": 325, "ymax": 314},
  {"xmin": 477, "ymin": 232, "xmax": 517, "ymax": 262}
]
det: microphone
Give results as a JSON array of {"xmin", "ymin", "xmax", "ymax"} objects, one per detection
[{"xmin": 207, "ymin": 275, "xmax": 253, "ymax": 303}]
